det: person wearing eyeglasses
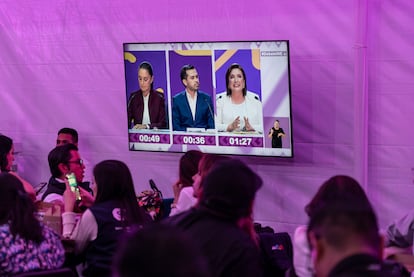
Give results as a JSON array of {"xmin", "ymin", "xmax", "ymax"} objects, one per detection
[
  {"xmin": 54, "ymin": 127, "xmax": 94, "ymax": 186},
  {"xmin": 42, "ymin": 144, "xmax": 94, "ymax": 210}
]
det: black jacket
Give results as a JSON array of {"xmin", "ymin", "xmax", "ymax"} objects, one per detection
[{"xmin": 328, "ymin": 254, "xmax": 409, "ymax": 277}]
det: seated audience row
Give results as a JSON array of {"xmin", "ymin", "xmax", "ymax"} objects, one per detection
[{"xmin": 1, "ymin": 128, "xmax": 412, "ymax": 277}]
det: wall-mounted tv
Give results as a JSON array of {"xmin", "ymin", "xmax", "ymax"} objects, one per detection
[{"xmin": 124, "ymin": 40, "xmax": 293, "ymax": 157}]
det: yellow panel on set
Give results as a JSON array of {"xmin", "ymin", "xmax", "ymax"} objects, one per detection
[
  {"xmin": 252, "ymin": 49, "xmax": 260, "ymax": 70},
  {"xmin": 124, "ymin": 52, "xmax": 137, "ymax": 63},
  {"xmin": 174, "ymin": 50, "xmax": 212, "ymax": 56},
  {"xmin": 214, "ymin": 49, "xmax": 237, "ymax": 71}
]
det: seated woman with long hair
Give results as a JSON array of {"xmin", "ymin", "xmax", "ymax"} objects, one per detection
[
  {"xmin": 0, "ymin": 135, "xmax": 36, "ymax": 201},
  {"xmin": 0, "ymin": 173, "xmax": 65, "ymax": 275},
  {"xmin": 62, "ymin": 160, "xmax": 150, "ymax": 277},
  {"xmin": 169, "ymin": 150, "xmax": 203, "ymax": 216}
]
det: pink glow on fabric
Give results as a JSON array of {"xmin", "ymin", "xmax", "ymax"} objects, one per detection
[{"xmin": 0, "ymin": 0, "xmax": 414, "ymax": 233}]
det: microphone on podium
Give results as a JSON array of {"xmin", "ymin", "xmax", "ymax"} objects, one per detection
[{"xmin": 204, "ymin": 98, "xmax": 214, "ymax": 124}]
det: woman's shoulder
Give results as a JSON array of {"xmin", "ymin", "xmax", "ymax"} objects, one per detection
[
  {"xmin": 216, "ymin": 91, "xmax": 228, "ymax": 101},
  {"xmin": 246, "ymin": 91, "xmax": 261, "ymax": 101},
  {"xmin": 151, "ymin": 89, "xmax": 165, "ymax": 99},
  {"xmin": 180, "ymin": 187, "xmax": 196, "ymax": 200}
]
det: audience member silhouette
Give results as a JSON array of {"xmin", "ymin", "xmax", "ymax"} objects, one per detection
[
  {"xmin": 306, "ymin": 175, "xmax": 409, "ymax": 277},
  {"xmin": 191, "ymin": 153, "xmax": 232, "ymax": 201},
  {"xmin": 42, "ymin": 144, "xmax": 92, "ymax": 208},
  {"xmin": 165, "ymin": 158, "xmax": 263, "ymax": 277},
  {"xmin": 62, "ymin": 160, "xmax": 150, "ymax": 277},
  {"xmin": 0, "ymin": 173, "xmax": 65, "ymax": 275},
  {"xmin": 169, "ymin": 150, "xmax": 203, "ymax": 216},
  {"xmin": 56, "ymin": 127, "xmax": 79, "ymax": 146}
]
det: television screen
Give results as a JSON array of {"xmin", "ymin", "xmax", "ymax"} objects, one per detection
[{"xmin": 124, "ymin": 40, "xmax": 293, "ymax": 157}]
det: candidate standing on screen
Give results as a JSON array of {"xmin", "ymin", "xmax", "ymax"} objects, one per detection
[
  {"xmin": 172, "ymin": 64, "xmax": 215, "ymax": 131},
  {"xmin": 216, "ymin": 63, "xmax": 263, "ymax": 133},
  {"xmin": 127, "ymin": 61, "xmax": 167, "ymax": 129},
  {"xmin": 268, "ymin": 120, "xmax": 285, "ymax": 148}
]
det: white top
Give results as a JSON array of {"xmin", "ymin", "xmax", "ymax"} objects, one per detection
[
  {"xmin": 169, "ymin": 186, "xmax": 197, "ymax": 216},
  {"xmin": 62, "ymin": 210, "xmax": 97, "ymax": 254},
  {"xmin": 186, "ymin": 90, "xmax": 197, "ymax": 121},
  {"xmin": 43, "ymin": 193, "xmax": 63, "ymax": 203},
  {"xmin": 293, "ymin": 225, "xmax": 313, "ymax": 277},
  {"xmin": 215, "ymin": 91, "xmax": 263, "ymax": 133},
  {"xmin": 142, "ymin": 94, "xmax": 150, "ymax": 125}
]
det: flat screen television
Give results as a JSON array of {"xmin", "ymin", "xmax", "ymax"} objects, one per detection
[{"xmin": 123, "ymin": 40, "xmax": 293, "ymax": 157}]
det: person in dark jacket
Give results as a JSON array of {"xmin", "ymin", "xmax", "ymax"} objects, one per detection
[{"xmin": 164, "ymin": 158, "xmax": 263, "ymax": 277}]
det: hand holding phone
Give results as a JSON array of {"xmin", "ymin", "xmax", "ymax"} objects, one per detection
[{"xmin": 66, "ymin": 172, "xmax": 82, "ymax": 201}]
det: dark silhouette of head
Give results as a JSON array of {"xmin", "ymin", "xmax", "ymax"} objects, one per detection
[
  {"xmin": 179, "ymin": 150, "xmax": 203, "ymax": 188},
  {"xmin": 192, "ymin": 153, "xmax": 232, "ymax": 199},
  {"xmin": 57, "ymin": 127, "xmax": 78, "ymax": 146},
  {"xmin": 307, "ymin": 175, "xmax": 382, "ymax": 277},
  {"xmin": 199, "ymin": 158, "xmax": 262, "ymax": 220},
  {"xmin": 93, "ymin": 160, "xmax": 148, "ymax": 225},
  {"xmin": 48, "ymin": 143, "xmax": 78, "ymax": 178}
]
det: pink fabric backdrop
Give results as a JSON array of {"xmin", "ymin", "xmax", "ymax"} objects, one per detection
[{"xmin": 1, "ymin": 0, "xmax": 413, "ymax": 233}]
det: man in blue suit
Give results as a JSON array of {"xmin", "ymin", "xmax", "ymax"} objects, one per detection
[{"xmin": 172, "ymin": 65, "xmax": 215, "ymax": 131}]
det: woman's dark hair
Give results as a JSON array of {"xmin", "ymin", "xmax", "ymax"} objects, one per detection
[
  {"xmin": 307, "ymin": 175, "xmax": 380, "ymax": 253},
  {"xmin": 305, "ymin": 175, "xmax": 370, "ymax": 217},
  {"xmin": 93, "ymin": 160, "xmax": 148, "ymax": 225},
  {"xmin": 198, "ymin": 153, "xmax": 231, "ymax": 181},
  {"xmin": 225, "ymin": 63, "xmax": 247, "ymax": 96},
  {"xmin": 139, "ymin": 61, "xmax": 154, "ymax": 91},
  {"xmin": 0, "ymin": 173, "xmax": 43, "ymax": 243},
  {"xmin": 179, "ymin": 150, "xmax": 203, "ymax": 187},
  {"xmin": 48, "ymin": 143, "xmax": 78, "ymax": 178},
  {"xmin": 0, "ymin": 135, "xmax": 13, "ymax": 172}
]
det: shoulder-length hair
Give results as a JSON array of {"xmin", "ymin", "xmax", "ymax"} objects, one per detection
[
  {"xmin": 179, "ymin": 150, "xmax": 203, "ymax": 187},
  {"xmin": 225, "ymin": 63, "xmax": 247, "ymax": 96},
  {"xmin": 93, "ymin": 160, "xmax": 148, "ymax": 225},
  {"xmin": 0, "ymin": 173, "xmax": 43, "ymax": 243},
  {"xmin": 305, "ymin": 175, "xmax": 370, "ymax": 217}
]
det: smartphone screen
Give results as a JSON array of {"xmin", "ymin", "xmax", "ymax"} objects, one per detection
[{"xmin": 66, "ymin": 172, "xmax": 82, "ymax": 201}]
